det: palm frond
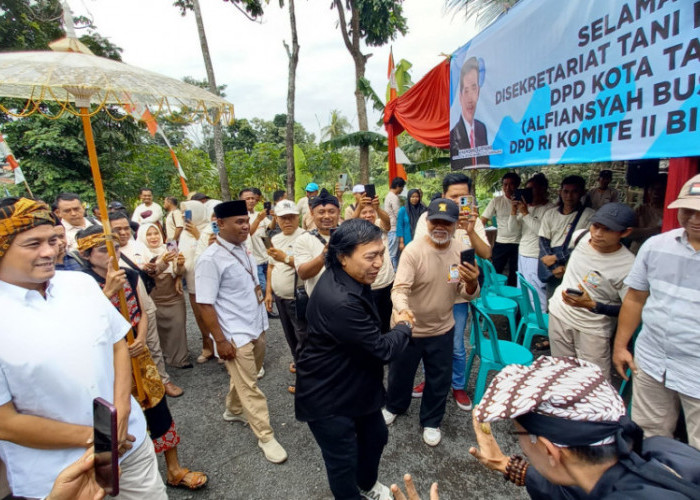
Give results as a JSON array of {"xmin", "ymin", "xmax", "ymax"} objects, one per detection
[{"xmin": 320, "ymin": 131, "xmax": 387, "ymax": 151}]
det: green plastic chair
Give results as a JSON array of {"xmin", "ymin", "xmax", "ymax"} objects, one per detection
[
  {"xmin": 481, "ymin": 259, "xmax": 527, "ymax": 323},
  {"xmin": 515, "ymin": 272, "xmax": 550, "ymax": 349},
  {"xmin": 473, "ymin": 258, "xmax": 519, "ymax": 340},
  {"xmin": 465, "ymin": 302, "xmax": 534, "ymax": 404},
  {"xmin": 477, "ymin": 255, "xmax": 506, "ymax": 286}
]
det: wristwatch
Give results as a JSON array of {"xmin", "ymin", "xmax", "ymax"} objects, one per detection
[
  {"xmin": 284, "ymin": 255, "xmax": 291, "ymax": 264},
  {"xmin": 397, "ymin": 320, "xmax": 413, "ymax": 330}
]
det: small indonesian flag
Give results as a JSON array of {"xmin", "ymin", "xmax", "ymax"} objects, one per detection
[{"xmin": 0, "ymin": 133, "xmax": 26, "ymax": 184}]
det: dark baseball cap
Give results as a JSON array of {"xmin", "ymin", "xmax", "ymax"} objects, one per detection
[
  {"xmin": 427, "ymin": 198, "xmax": 459, "ymax": 223},
  {"xmin": 108, "ymin": 201, "xmax": 125, "ymax": 210},
  {"xmin": 590, "ymin": 202, "xmax": 636, "ymax": 231}
]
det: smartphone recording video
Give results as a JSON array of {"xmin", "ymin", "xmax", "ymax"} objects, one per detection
[{"xmin": 93, "ymin": 397, "xmax": 119, "ymax": 496}]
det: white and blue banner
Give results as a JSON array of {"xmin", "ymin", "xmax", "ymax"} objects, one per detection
[{"xmin": 449, "ymin": 0, "xmax": 699, "ymax": 170}]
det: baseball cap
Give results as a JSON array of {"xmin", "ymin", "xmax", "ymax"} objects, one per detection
[
  {"xmin": 427, "ymin": 198, "xmax": 459, "ymax": 223},
  {"xmin": 352, "ymin": 184, "xmax": 365, "ymax": 194},
  {"xmin": 667, "ymin": 174, "xmax": 700, "ymax": 212},
  {"xmin": 590, "ymin": 202, "xmax": 636, "ymax": 231},
  {"xmin": 305, "ymin": 182, "xmax": 319, "ymax": 192},
  {"xmin": 275, "ymin": 199, "xmax": 299, "ymax": 217}
]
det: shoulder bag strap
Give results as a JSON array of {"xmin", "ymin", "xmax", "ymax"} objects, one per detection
[{"xmin": 562, "ymin": 206, "xmax": 586, "ymax": 249}]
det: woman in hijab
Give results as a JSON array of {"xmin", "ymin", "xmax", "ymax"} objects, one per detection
[
  {"xmin": 179, "ymin": 199, "xmax": 213, "ymax": 363},
  {"xmin": 138, "ymin": 223, "xmax": 190, "ymax": 368},
  {"xmin": 396, "ymin": 189, "xmax": 426, "ymax": 252}
]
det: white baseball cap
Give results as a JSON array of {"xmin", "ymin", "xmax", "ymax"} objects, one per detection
[
  {"xmin": 667, "ymin": 174, "xmax": 700, "ymax": 212},
  {"xmin": 352, "ymin": 184, "xmax": 365, "ymax": 194},
  {"xmin": 275, "ymin": 199, "xmax": 299, "ymax": 216}
]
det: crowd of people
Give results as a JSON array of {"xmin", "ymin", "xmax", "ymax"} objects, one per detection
[{"xmin": 0, "ymin": 167, "xmax": 699, "ymax": 500}]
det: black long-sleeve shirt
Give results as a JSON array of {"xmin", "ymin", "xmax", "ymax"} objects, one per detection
[{"xmin": 295, "ymin": 266, "xmax": 410, "ymax": 422}]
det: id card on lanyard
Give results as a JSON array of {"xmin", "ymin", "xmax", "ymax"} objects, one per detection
[{"xmin": 216, "ymin": 240, "xmax": 264, "ymax": 304}]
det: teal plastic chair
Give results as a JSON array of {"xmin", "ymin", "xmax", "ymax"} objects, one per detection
[
  {"xmin": 473, "ymin": 258, "xmax": 519, "ymax": 340},
  {"xmin": 465, "ymin": 302, "xmax": 534, "ymax": 404},
  {"xmin": 477, "ymin": 255, "xmax": 506, "ymax": 286},
  {"xmin": 515, "ymin": 272, "xmax": 550, "ymax": 349},
  {"xmin": 482, "ymin": 259, "xmax": 527, "ymax": 320}
]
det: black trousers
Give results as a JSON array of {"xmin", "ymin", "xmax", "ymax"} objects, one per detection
[
  {"xmin": 386, "ymin": 328, "xmax": 454, "ymax": 428},
  {"xmin": 307, "ymin": 410, "xmax": 388, "ymax": 500},
  {"xmin": 274, "ymin": 295, "xmax": 307, "ymax": 362},
  {"xmin": 370, "ymin": 283, "xmax": 393, "ymax": 334},
  {"xmin": 492, "ymin": 242, "xmax": 519, "ymax": 287}
]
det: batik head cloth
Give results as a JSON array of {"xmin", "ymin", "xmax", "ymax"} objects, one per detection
[
  {"xmin": 76, "ymin": 230, "xmax": 114, "ymax": 253},
  {"xmin": 475, "ymin": 356, "xmax": 628, "ymax": 447},
  {"xmin": 0, "ymin": 198, "xmax": 55, "ymax": 258}
]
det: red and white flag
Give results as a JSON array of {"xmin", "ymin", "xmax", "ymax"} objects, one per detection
[{"xmin": 0, "ymin": 133, "xmax": 26, "ymax": 184}]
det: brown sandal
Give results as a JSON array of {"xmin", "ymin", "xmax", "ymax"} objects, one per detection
[
  {"xmin": 167, "ymin": 468, "xmax": 208, "ymax": 490},
  {"xmin": 289, "ymin": 362, "xmax": 296, "ymax": 374}
]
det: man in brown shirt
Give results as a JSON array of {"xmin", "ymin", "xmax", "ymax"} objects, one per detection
[{"xmin": 383, "ymin": 198, "xmax": 480, "ymax": 447}]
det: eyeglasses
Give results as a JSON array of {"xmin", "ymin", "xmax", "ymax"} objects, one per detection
[{"xmin": 95, "ymin": 245, "xmax": 120, "ymax": 253}]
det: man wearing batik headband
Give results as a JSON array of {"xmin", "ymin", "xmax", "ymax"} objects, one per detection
[
  {"xmin": 0, "ymin": 198, "xmax": 167, "ymax": 499},
  {"xmin": 466, "ymin": 356, "xmax": 700, "ymax": 499}
]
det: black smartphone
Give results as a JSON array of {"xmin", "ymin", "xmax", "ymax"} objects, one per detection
[
  {"xmin": 93, "ymin": 397, "xmax": 119, "ymax": 496},
  {"xmin": 261, "ymin": 235, "xmax": 273, "ymax": 249},
  {"xmin": 263, "ymin": 201, "xmax": 272, "ymax": 215},
  {"xmin": 460, "ymin": 248, "xmax": 476, "ymax": 266},
  {"xmin": 513, "ymin": 189, "xmax": 524, "ymax": 202},
  {"xmin": 522, "ymin": 187, "xmax": 534, "ymax": 204},
  {"xmin": 565, "ymin": 288, "xmax": 584, "ymax": 296},
  {"xmin": 364, "ymin": 184, "xmax": 376, "ymax": 199}
]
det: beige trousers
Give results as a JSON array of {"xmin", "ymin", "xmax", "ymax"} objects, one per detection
[
  {"xmin": 548, "ymin": 314, "xmax": 612, "ymax": 380},
  {"xmin": 114, "ymin": 437, "xmax": 167, "ymax": 500},
  {"xmin": 146, "ymin": 310, "xmax": 170, "ymax": 385},
  {"xmin": 224, "ymin": 332, "xmax": 274, "ymax": 442},
  {"xmin": 632, "ymin": 365, "xmax": 700, "ymax": 450}
]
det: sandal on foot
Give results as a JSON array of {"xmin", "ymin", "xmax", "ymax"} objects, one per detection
[
  {"xmin": 196, "ymin": 351, "xmax": 214, "ymax": 364},
  {"xmin": 287, "ymin": 385, "xmax": 296, "ymax": 394},
  {"xmin": 164, "ymin": 382, "xmax": 184, "ymax": 398},
  {"xmin": 289, "ymin": 362, "xmax": 296, "ymax": 374},
  {"xmin": 167, "ymin": 468, "xmax": 208, "ymax": 490}
]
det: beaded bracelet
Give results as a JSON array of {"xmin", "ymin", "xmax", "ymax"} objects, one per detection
[{"xmin": 503, "ymin": 454, "xmax": 529, "ymax": 487}]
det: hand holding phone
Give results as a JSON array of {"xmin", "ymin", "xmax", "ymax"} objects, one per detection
[
  {"xmin": 264, "ymin": 201, "xmax": 272, "ymax": 215},
  {"xmin": 184, "ymin": 209, "xmax": 192, "ymax": 223},
  {"xmin": 565, "ymin": 287, "xmax": 584, "ymax": 296},
  {"xmin": 93, "ymin": 398, "xmax": 119, "ymax": 496},
  {"xmin": 460, "ymin": 248, "xmax": 476, "ymax": 266},
  {"xmin": 338, "ymin": 174, "xmax": 348, "ymax": 192},
  {"xmin": 261, "ymin": 235, "xmax": 273, "ymax": 249},
  {"xmin": 166, "ymin": 240, "xmax": 178, "ymax": 254}
]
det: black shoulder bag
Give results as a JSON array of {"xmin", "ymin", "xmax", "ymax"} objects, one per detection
[
  {"xmin": 120, "ymin": 253, "xmax": 156, "ymax": 295},
  {"xmin": 537, "ymin": 206, "xmax": 585, "ymax": 284}
]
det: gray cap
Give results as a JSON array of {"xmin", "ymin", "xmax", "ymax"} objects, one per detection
[{"xmin": 590, "ymin": 202, "xmax": 636, "ymax": 231}]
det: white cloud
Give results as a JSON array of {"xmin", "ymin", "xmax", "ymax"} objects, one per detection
[{"xmin": 72, "ymin": 0, "xmax": 476, "ymax": 139}]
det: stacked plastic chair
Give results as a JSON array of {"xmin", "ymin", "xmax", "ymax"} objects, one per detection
[{"xmin": 515, "ymin": 271, "xmax": 550, "ymax": 349}]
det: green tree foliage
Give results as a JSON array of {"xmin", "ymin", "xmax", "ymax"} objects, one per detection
[{"xmin": 173, "ymin": 0, "xmax": 265, "ymax": 19}]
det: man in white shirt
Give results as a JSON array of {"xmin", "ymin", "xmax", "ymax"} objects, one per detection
[
  {"xmin": 507, "ymin": 173, "xmax": 554, "ymax": 311},
  {"xmin": 240, "ymin": 188, "xmax": 273, "ymax": 300},
  {"xmin": 163, "ymin": 196, "xmax": 184, "ymax": 242},
  {"xmin": 195, "ymin": 200, "xmax": 288, "ymax": 464},
  {"xmin": 548, "ymin": 203, "xmax": 636, "ymax": 380},
  {"xmin": 294, "ymin": 189, "xmax": 340, "ymax": 297},
  {"xmin": 0, "ymin": 197, "xmax": 164, "ymax": 499},
  {"xmin": 264, "ymin": 200, "xmax": 305, "ymax": 392},
  {"xmin": 55, "ymin": 192, "xmax": 97, "ymax": 252},
  {"xmin": 480, "ymin": 172, "xmax": 522, "ymax": 286},
  {"xmin": 131, "ymin": 188, "xmax": 164, "ymax": 226},
  {"xmin": 384, "ymin": 177, "xmax": 406, "ymax": 269}
]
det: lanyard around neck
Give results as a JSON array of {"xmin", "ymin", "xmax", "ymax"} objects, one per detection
[{"xmin": 216, "ymin": 239, "xmax": 256, "ymax": 285}]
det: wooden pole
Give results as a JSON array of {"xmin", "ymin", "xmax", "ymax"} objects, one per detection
[{"xmin": 80, "ymin": 107, "xmax": 146, "ymax": 404}]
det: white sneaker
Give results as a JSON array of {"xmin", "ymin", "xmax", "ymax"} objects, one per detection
[
  {"xmin": 222, "ymin": 409, "xmax": 248, "ymax": 424},
  {"xmin": 423, "ymin": 427, "xmax": 441, "ymax": 446},
  {"xmin": 257, "ymin": 366, "xmax": 265, "ymax": 379},
  {"xmin": 258, "ymin": 437, "xmax": 288, "ymax": 464},
  {"xmin": 359, "ymin": 481, "xmax": 393, "ymax": 500},
  {"xmin": 381, "ymin": 408, "xmax": 397, "ymax": 426}
]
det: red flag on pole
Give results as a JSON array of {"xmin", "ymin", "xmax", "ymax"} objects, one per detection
[{"xmin": 386, "ymin": 48, "xmax": 406, "ymax": 182}]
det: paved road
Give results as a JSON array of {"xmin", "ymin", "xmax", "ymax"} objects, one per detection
[{"xmin": 162, "ymin": 301, "xmax": 531, "ymax": 500}]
